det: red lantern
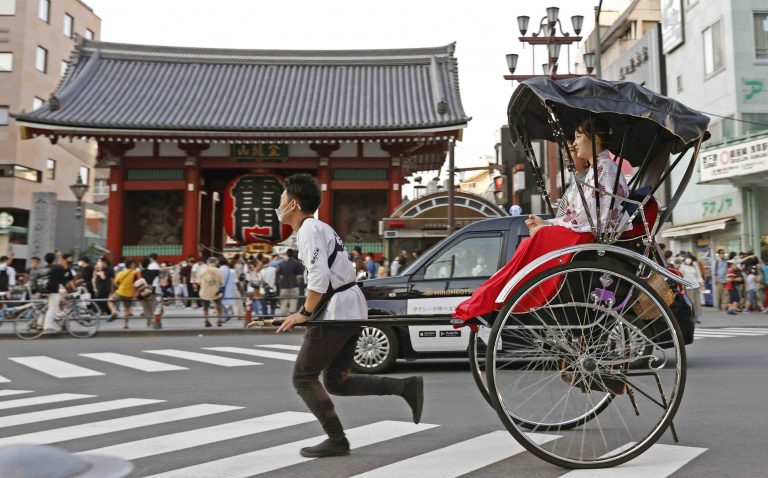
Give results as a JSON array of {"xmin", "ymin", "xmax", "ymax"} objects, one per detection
[{"xmin": 223, "ymin": 174, "xmax": 292, "ymax": 245}]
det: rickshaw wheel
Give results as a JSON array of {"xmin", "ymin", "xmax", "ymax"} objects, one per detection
[{"xmin": 486, "ymin": 262, "xmax": 686, "ymax": 469}]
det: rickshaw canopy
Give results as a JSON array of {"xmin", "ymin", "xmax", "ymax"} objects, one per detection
[{"xmin": 508, "ymin": 76, "xmax": 710, "ymax": 167}]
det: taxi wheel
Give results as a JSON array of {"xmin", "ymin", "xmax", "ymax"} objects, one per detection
[{"xmin": 352, "ymin": 326, "xmax": 398, "ymax": 374}]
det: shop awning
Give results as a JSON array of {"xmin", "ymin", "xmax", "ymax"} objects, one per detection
[{"xmin": 661, "ymin": 217, "xmax": 735, "ymax": 238}]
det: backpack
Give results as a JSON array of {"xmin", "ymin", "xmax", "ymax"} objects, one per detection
[{"xmin": 0, "ymin": 269, "xmax": 8, "ymax": 292}]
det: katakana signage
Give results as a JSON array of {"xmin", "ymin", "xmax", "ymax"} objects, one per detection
[
  {"xmin": 223, "ymin": 174, "xmax": 292, "ymax": 245},
  {"xmin": 700, "ymin": 136, "xmax": 768, "ymax": 182}
]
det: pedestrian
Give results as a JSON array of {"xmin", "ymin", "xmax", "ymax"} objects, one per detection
[
  {"xmin": 177, "ymin": 257, "xmax": 192, "ymax": 307},
  {"xmin": 762, "ymin": 257, "xmax": 768, "ymax": 312},
  {"xmin": 678, "ymin": 254, "xmax": 704, "ymax": 323},
  {"xmin": 258, "ymin": 256, "xmax": 278, "ymax": 319},
  {"xmin": 198, "ymin": 256, "xmax": 224, "ymax": 327},
  {"xmin": 713, "ymin": 248, "xmax": 729, "ymax": 310},
  {"xmin": 190, "ymin": 256, "xmax": 205, "ymax": 308},
  {"xmin": 745, "ymin": 267, "xmax": 764, "ymax": 312},
  {"xmin": 137, "ymin": 257, "xmax": 161, "ymax": 328},
  {"xmin": 364, "ymin": 255, "xmax": 377, "ymax": 279},
  {"xmin": 218, "ymin": 257, "xmax": 236, "ymax": 321},
  {"xmin": 38, "ymin": 252, "xmax": 74, "ymax": 333},
  {"xmin": 108, "ymin": 259, "xmax": 138, "ymax": 328},
  {"xmin": 78, "ymin": 256, "xmax": 94, "ymax": 295},
  {"xmin": 275, "ymin": 174, "xmax": 423, "ymax": 458},
  {"xmin": 0, "ymin": 255, "xmax": 16, "ymax": 295},
  {"xmin": 93, "ymin": 257, "xmax": 114, "ymax": 315},
  {"xmin": 277, "ymin": 249, "xmax": 304, "ymax": 315},
  {"xmin": 23, "ymin": 256, "xmax": 43, "ymax": 294},
  {"xmin": 726, "ymin": 258, "xmax": 744, "ymax": 315},
  {"xmin": 377, "ymin": 257, "xmax": 389, "ymax": 278}
]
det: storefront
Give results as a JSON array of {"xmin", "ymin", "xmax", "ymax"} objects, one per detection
[
  {"xmin": 381, "ymin": 191, "xmax": 505, "ymax": 260},
  {"xmin": 14, "ymin": 40, "xmax": 469, "ymax": 261}
]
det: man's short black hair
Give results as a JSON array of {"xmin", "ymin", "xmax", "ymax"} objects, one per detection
[
  {"xmin": 149, "ymin": 253, "xmax": 158, "ymax": 260},
  {"xmin": 79, "ymin": 256, "xmax": 90, "ymax": 263},
  {"xmin": 286, "ymin": 249, "xmax": 296, "ymax": 258},
  {"xmin": 284, "ymin": 174, "xmax": 321, "ymax": 213},
  {"xmin": 62, "ymin": 253, "xmax": 73, "ymax": 262},
  {"xmin": 44, "ymin": 253, "xmax": 55, "ymax": 265}
]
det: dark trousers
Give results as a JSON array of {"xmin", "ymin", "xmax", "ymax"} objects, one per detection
[{"xmin": 292, "ymin": 325, "xmax": 405, "ymax": 439}]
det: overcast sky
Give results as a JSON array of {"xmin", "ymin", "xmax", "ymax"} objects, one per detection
[{"xmin": 85, "ymin": 0, "xmax": 604, "ymax": 179}]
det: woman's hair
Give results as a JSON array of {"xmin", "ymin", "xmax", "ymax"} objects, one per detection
[{"xmin": 575, "ymin": 117, "xmax": 612, "ymax": 146}]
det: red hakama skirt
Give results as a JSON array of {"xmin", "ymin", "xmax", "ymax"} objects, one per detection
[{"xmin": 453, "ymin": 225, "xmax": 594, "ymax": 321}]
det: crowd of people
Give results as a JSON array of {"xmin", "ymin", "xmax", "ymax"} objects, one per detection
[{"xmin": 660, "ymin": 246, "xmax": 768, "ymax": 319}]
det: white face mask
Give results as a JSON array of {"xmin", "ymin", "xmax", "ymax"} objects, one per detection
[
  {"xmin": 685, "ymin": 258, "xmax": 693, "ymax": 265},
  {"xmin": 275, "ymin": 200, "xmax": 295, "ymax": 223}
]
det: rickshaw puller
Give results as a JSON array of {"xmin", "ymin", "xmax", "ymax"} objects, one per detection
[{"xmin": 276, "ymin": 174, "xmax": 424, "ymax": 458}]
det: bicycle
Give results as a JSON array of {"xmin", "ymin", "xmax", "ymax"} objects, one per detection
[{"xmin": 0, "ymin": 289, "xmax": 48, "ymax": 340}]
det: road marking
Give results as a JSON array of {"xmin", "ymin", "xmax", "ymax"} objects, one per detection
[
  {"xmin": 81, "ymin": 411, "xmax": 315, "ymax": 460},
  {"xmin": 9, "ymin": 356, "xmax": 104, "ymax": 378},
  {"xmin": 693, "ymin": 333, "xmax": 736, "ymax": 338},
  {"xmin": 351, "ymin": 431, "xmax": 559, "ymax": 478},
  {"xmin": 257, "ymin": 344, "xmax": 302, "ymax": 351},
  {"xmin": 698, "ymin": 329, "xmax": 765, "ymax": 335},
  {"xmin": 695, "ymin": 331, "xmax": 764, "ymax": 337},
  {"xmin": 203, "ymin": 346, "xmax": 297, "ymax": 362},
  {"xmin": 0, "ymin": 393, "xmax": 94, "ymax": 411},
  {"xmin": 0, "ymin": 375, "xmax": 9, "ymax": 383},
  {"xmin": 144, "ymin": 420, "xmax": 438, "ymax": 478},
  {"xmin": 725, "ymin": 327, "xmax": 768, "ymax": 332},
  {"xmin": 0, "ymin": 398, "xmax": 163, "ymax": 428},
  {"xmin": 144, "ymin": 349, "xmax": 261, "ymax": 367},
  {"xmin": 79, "ymin": 353, "xmax": 188, "ymax": 372},
  {"xmin": 560, "ymin": 443, "xmax": 706, "ymax": 477},
  {"xmin": 0, "ymin": 390, "xmax": 32, "ymax": 397},
  {"xmin": 0, "ymin": 404, "xmax": 241, "ymax": 447}
]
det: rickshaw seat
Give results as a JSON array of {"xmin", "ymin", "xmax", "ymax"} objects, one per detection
[{"xmin": 620, "ymin": 186, "xmax": 659, "ymax": 239}]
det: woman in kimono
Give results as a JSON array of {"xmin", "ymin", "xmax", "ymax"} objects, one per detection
[{"xmin": 454, "ymin": 118, "xmax": 630, "ymax": 320}]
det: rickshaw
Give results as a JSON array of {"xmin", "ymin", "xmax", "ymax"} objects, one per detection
[
  {"xmin": 301, "ymin": 76, "xmax": 710, "ymax": 469},
  {"xmin": 465, "ymin": 76, "xmax": 710, "ymax": 468}
]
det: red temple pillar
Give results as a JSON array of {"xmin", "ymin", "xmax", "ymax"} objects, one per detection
[
  {"xmin": 388, "ymin": 157, "xmax": 403, "ymax": 214},
  {"xmin": 102, "ymin": 142, "xmax": 133, "ymax": 261},
  {"xmin": 179, "ymin": 143, "xmax": 208, "ymax": 259},
  {"xmin": 309, "ymin": 143, "xmax": 339, "ymax": 224}
]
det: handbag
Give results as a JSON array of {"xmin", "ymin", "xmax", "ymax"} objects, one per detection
[{"xmin": 632, "ymin": 271, "xmax": 675, "ymax": 321}]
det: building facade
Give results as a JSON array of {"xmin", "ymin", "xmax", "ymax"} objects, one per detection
[
  {"xmin": 0, "ymin": 0, "xmax": 101, "ymax": 263},
  {"xmin": 15, "ymin": 40, "xmax": 469, "ymax": 261},
  {"xmin": 661, "ymin": 0, "xmax": 767, "ymax": 260}
]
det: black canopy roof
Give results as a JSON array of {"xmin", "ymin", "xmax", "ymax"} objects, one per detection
[{"xmin": 507, "ymin": 76, "xmax": 710, "ymax": 167}]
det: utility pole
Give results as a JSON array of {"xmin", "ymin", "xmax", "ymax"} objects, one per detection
[{"xmin": 447, "ymin": 139, "xmax": 456, "ymax": 234}]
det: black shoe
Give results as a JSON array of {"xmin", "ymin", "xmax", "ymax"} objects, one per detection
[
  {"xmin": 299, "ymin": 438, "xmax": 350, "ymax": 458},
  {"xmin": 402, "ymin": 376, "xmax": 424, "ymax": 424},
  {"xmin": 106, "ymin": 313, "xmax": 118, "ymax": 323}
]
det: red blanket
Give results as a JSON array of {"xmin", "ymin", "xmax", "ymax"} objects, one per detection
[{"xmin": 453, "ymin": 225, "xmax": 594, "ymax": 321}]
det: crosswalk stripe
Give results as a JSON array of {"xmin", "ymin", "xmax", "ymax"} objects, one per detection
[
  {"xmin": 0, "ymin": 398, "xmax": 163, "ymax": 428},
  {"xmin": 79, "ymin": 353, "xmax": 188, "ymax": 372},
  {"xmin": 0, "ymin": 390, "xmax": 32, "ymax": 397},
  {"xmin": 144, "ymin": 349, "xmax": 261, "ymax": 367},
  {"xmin": 257, "ymin": 344, "xmax": 302, "ymax": 351},
  {"xmin": 81, "ymin": 411, "xmax": 315, "ymax": 460},
  {"xmin": 351, "ymin": 430, "xmax": 559, "ymax": 478},
  {"xmin": 0, "ymin": 375, "xmax": 9, "ymax": 383},
  {"xmin": 693, "ymin": 333, "xmax": 737, "ymax": 338},
  {"xmin": 9, "ymin": 356, "xmax": 104, "ymax": 378},
  {"xmin": 695, "ymin": 331, "xmax": 763, "ymax": 336},
  {"xmin": 0, "ymin": 404, "xmax": 241, "ymax": 447},
  {"xmin": 0, "ymin": 393, "xmax": 94, "ymax": 411},
  {"xmin": 724, "ymin": 328, "xmax": 768, "ymax": 332},
  {"xmin": 560, "ymin": 443, "xmax": 706, "ymax": 477},
  {"xmin": 203, "ymin": 346, "xmax": 297, "ymax": 362},
  {"xmin": 700, "ymin": 329, "xmax": 766, "ymax": 335},
  {"xmin": 144, "ymin": 420, "xmax": 438, "ymax": 478}
]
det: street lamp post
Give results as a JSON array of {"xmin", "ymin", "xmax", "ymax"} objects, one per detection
[
  {"xmin": 69, "ymin": 175, "xmax": 89, "ymax": 260},
  {"xmin": 504, "ymin": 7, "xmax": 589, "ymax": 81}
]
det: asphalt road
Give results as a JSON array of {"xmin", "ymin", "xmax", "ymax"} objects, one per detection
[{"xmin": 0, "ymin": 329, "xmax": 767, "ymax": 477}]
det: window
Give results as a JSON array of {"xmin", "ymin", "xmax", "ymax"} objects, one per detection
[
  {"xmin": 60, "ymin": 60, "xmax": 68, "ymax": 77},
  {"xmin": 38, "ymin": 0, "xmax": 49, "ymax": 22},
  {"xmin": 79, "ymin": 166, "xmax": 89, "ymax": 184},
  {"xmin": 46, "ymin": 159, "xmax": 56, "ymax": 180},
  {"xmin": 0, "ymin": 0, "xmax": 15, "ymax": 15},
  {"xmin": 742, "ymin": 113, "xmax": 768, "ymax": 136},
  {"xmin": 93, "ymin": 179, "xmax": 109, "ymax": 195},
  {"xmin": 0, "ymin": 165, "xmax": 42, "ymax": 182},
  {"xmin": 0, "ymin": 52, "xmax": 11, "ymax": 72},
  {"xmin": 85, "ymin": 28, "xmax": 94, "ymax": 41},
  {"xmin": 63, "ymin": 13, "xmax": 73, "ymax": 38},
  {"xmin": 755, "ymin": 12, "xmax": 768, "ymax": 60},
  {"xmin": 0, "ymin": 106, "xmax": 8, "ymax": 125},
  {"xmin": 423, "ymin": 234, "xmax": 504, "ymax": 279},
  {"xmin": 721, "ymin": 115, "xmax": 736, "ymax": 140},
  {"xmin": 32, "ymin": 97, "xmax": 44, "ymax": 110},
  {"xmin": 35, "ymin": 46, "xmax": 47, "ymax": 73},
  {"xmin": 703, "ymin": 20, "xmax": 724, "ymax": 76}
]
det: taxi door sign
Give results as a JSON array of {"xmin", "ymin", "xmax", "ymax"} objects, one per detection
[{"xmin": 223, "ymin": 174, "xmax": 292, "ymax": 245}]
